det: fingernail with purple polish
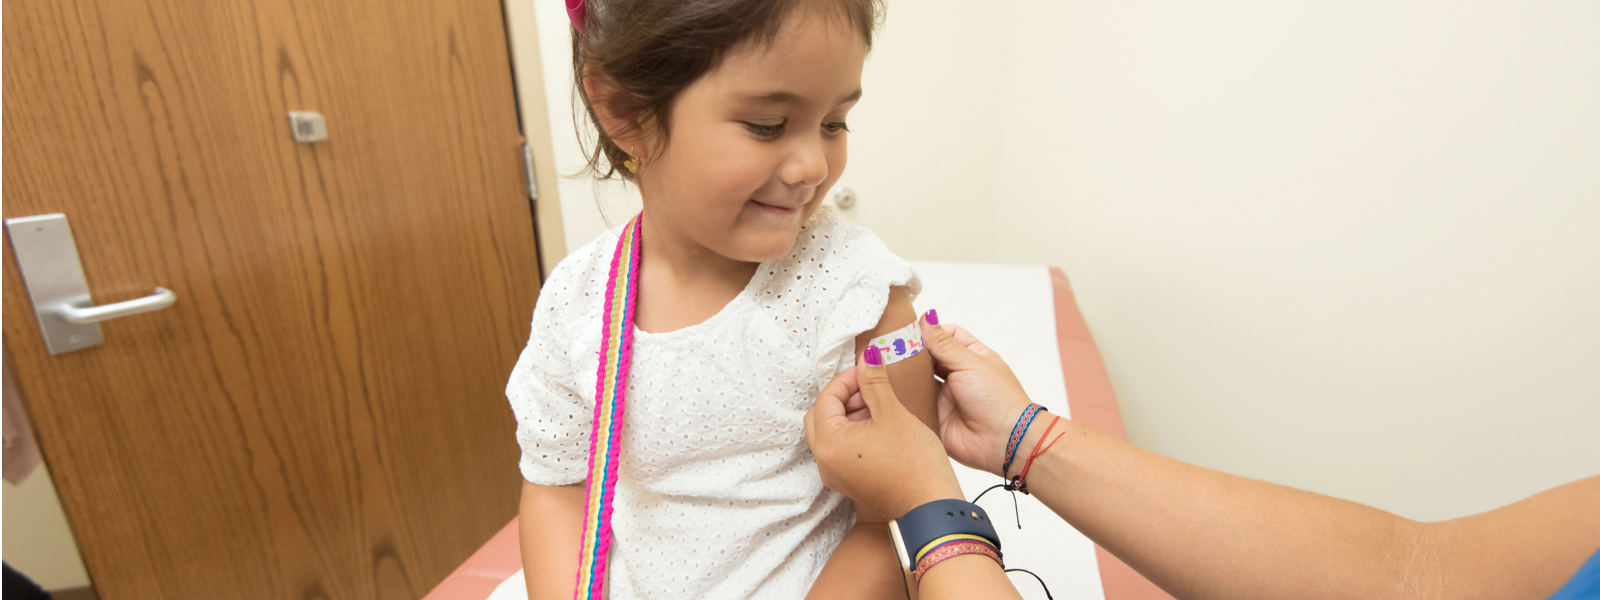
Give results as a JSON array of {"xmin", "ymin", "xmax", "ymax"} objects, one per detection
[
  {"xmin": 864, "ymin": 345, "xmax": 883, "ymax": 366},
  {"xmin": 925, "ymin": 309, "xmax": 939, "ymax": 325}
]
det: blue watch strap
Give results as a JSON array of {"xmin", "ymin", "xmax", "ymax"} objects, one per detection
[{"xmin": 894, "ymin": 499, "xmax": 1002, "ymax": 564}]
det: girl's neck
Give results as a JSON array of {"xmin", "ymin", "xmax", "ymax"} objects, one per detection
[
  {"xmin": 639, "ymin": 215, "xmax": 757, "ymax": 286},
  {"xmin": 633, "ymin": 211, "xmax": 759, "ymax": 334}
]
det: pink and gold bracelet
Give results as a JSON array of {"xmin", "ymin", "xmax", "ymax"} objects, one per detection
[{"xmin": 913, "ymin": 539, "xmax": 1003, "ymax": 584}]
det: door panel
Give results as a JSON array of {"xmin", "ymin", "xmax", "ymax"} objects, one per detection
[{"xmin": 2, "ymin": 0, "xmax": 537, "ymax": 597}]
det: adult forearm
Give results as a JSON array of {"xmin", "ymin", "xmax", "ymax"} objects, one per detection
[
  {"xmin": 1021, "ymin": 413, "xmax": 1426, "ymax": 600},
  {"xmin": 521, "ymin": 480, "xmax": 586, "ymax": 600}
]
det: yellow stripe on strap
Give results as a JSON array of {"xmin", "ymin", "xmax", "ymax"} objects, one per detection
[{"xmin": 914, "ymin": 533, "xmax": 992, "ymax": 564}]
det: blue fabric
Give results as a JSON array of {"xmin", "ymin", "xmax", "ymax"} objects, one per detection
[{"xmin": 1549, "ymin": 547, "xmax": 1600, "ymax": 600}]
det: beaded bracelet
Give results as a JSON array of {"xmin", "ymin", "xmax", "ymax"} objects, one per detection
[
  {"xmin": 1001, "ymin": 403, "xmax": 1044, "ymax": 478},
  {"xmin": 914, "ymin": 539, "xmax": 1003, "ymax": 584}
]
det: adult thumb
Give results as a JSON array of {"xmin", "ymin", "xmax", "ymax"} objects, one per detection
[
  {"xmin": 856, "ymin": 346, "xmax": 908, "ymax": 419},
  {"xmin": 919, "ymin": 314, "xmax": 982, "ymax": 374}
]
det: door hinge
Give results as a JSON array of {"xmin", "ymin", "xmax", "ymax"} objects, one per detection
[{"xmin": 521, "ymin": 143, "xmax": 539, "ymax": 202}]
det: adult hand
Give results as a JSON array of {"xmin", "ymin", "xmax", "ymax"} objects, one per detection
[
  {"xmin": 918, "ymin": 312, "xmax": 1036, "ymax": 477},
  {"xmin": 805, "ymin": 346, "xmax": 964, "ymax": 519}
]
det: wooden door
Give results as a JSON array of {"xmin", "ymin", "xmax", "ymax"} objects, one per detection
[{"xmin": 2, "ymin": 0, "xmax": 539, "ymax": 597}]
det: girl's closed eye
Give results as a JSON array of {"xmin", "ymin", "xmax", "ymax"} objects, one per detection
[{"xmin": 743, "ymin": 120, "xmax": 852, "ymax": 139}]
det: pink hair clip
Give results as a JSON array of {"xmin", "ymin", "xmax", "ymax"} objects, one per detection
[{"xmin": 566, "ymin": 0, "xmax": 587, "ymax": 34}]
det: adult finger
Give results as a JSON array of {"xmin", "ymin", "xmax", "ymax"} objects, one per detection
[
  {"xmin": 803, "ymin": 406, "xmax": 816, "ymax": 449},
  {"xmin": 812, "ymin": 366, "xmax": 856, "ymax": 426},
  {"xmin": 844, "ymin": 391, "xmax": 870, "ymax": 422}
]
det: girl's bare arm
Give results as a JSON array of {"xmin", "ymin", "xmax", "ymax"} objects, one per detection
[
  {"xmin": 521, "ymin": 480, "xmax": 586, "ymax": 600},
  {"xmin": 807, "ymin": 286, "xmax": 936, "ymax": 600}
]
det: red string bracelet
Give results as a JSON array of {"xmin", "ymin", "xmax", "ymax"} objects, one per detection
[{"xmin": 1012, "ymin": 415, "xmax": 1065, "ymax": 495}]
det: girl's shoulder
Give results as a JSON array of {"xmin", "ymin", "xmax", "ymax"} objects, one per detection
[
  {"xmin": 749, "ymin": 206, "xmax": 921, "ymax": 356},
  {"xmin": 532, "ymin": 224, "xmax": 629, "ymax": 331},
  {"xmin": 771, "ymin": 204, "xmax": 921, "ymax": 297},
  {"xmin": 546, "ymin": 225, "xmax": 622, "ymax": 290}
]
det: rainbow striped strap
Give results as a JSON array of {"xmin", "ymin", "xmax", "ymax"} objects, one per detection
[{"xmin": 574, "ymin": 215, "xmax": 643, "ymax": 599}]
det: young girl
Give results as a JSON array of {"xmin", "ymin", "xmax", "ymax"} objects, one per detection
[{"xmin": 507, "ymin": 1, "xmax": 936, "ymax": 598}]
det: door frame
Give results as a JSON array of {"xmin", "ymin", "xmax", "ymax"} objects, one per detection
[{"xmin": 502, "ymin": 0, "xmax": 567, "ymax": 279}]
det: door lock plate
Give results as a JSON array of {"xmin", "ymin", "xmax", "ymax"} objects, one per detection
[{"xmin": 5, "ymin": 214, "xmax": 104, "ymax": 354}]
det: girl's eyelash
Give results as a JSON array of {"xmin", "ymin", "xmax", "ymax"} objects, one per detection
[
  {"xmin": 824, "ymin": 121, "xmax": 850, "ymax": 134},
  {"xmin": 744, "ymin": 122, "xmax": 785, "ymax": 138}
]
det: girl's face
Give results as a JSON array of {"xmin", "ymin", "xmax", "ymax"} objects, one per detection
[{"xmin": 636, "ymin": 10, "xmax": 867, "ymax": 263}]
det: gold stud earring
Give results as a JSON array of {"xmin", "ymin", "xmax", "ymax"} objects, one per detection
[{"xmin": 623, "ymin": 146, "xmax": 641, "ymax": 174}]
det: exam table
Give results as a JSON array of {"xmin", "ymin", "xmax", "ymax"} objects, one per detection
[{"xmin": 424, "ymin": 264, "xmax": 1175, "ymax": 600}]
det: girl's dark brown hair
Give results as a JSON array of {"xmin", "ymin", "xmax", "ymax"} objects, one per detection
[{"xmin": 571, "ymin": 0, "xmax": 884, "ymax": 181}]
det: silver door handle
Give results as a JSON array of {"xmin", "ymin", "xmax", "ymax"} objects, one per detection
[
  {"xmin": 52, "ymin": 287, "xmax": 177, "ymax": 324},
  {"xmin": 5, "ymin": 213, "xmax": 179, "ymax": 354}
]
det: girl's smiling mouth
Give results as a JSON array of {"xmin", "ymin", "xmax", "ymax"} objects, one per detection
[{"xmin": 751, "ymin": 199, "xmax": 800, "ymax": 214}]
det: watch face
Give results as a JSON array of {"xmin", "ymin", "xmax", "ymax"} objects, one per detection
[
  {"xmin": 887, "ymin": 520, "xmax": 918, "ymax": 600},
  {"xmin": 888, "ymin": 520, "xmax": 913, "ymax": 571}
]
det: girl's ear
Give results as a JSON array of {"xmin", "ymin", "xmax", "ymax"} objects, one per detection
[{"xmin": 581, "ymin": 68, "xmax": 648, "ymax": 153}]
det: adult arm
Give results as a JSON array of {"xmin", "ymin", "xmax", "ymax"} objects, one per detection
[
  {"xmin": 917, "ymin": 317, "xmax": 1600, "ymax": 600},
  {"xmin": 811, "ymin": 314, "xmax": 1600, "ymax": 600},
  {"xmin": 1012, "ymin": 411, "xmax": 1600, "ymax": 600},
  {"xmin": 520, "ymin": 480, "xmax": 585, "ymax": 600}
]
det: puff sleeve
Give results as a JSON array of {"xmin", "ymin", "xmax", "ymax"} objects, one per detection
[
  {"xmin": 506, "ymin": 266, "xmax": 593, "ymax": 487},
  {"xmin": 801, "ymin": 207, "xmax": 922, "ymax": 381}
]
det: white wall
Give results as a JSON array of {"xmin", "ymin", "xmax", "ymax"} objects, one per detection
[
  {"xmin": 532, "ymin": 1, "xmax": 1600, "ymax": 522},
  {"xmin": 532, "ymin": 0, "xmax": 641, "ymax": 253}
]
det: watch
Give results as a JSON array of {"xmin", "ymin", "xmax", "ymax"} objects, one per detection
[{"xmin": 887, "ymin": 499, "xmax": 1002, "ymax": 598}]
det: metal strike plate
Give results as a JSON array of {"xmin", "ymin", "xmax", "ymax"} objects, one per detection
[
  {"xmin": 288, "ymin": 111, "xmax": 328, "ymax": 142},
  {"xmin": 5, "ymin": 214, "xmax": 105, "ymax": 354}
]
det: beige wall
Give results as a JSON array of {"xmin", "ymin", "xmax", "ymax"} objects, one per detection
[
  {"xmin": 535, "ymin": 0, "xmax": 1600, "ymax": 522},
  {"xmin": 3, "ymin": 466, "xmax": 92, "ymax": 589},
  {"xmin": 985, "ymin": 0, "xmax": 1600, "ymax": 523}
]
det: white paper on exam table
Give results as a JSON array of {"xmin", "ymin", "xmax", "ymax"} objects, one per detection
[{"xmin": 912, "ymin": 261, "xmax": 1105, "ymax": 600}]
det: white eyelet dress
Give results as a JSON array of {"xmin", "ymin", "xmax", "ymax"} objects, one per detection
[{"xmin": 506, "ymin": 205, "xmax": 921, "ymax": 600}]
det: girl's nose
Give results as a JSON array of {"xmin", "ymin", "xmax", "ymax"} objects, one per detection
[{"xmin": 781, "ymin": 135, "xmax": 829, "ymax": 188}]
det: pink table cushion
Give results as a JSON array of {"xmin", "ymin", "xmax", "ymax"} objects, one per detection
[
  {"xmin": 1051, "ymin": 268, "xmax": 1176, "ymax": 600},
  {"xmin": 421, "ymin": 519, "xmax": 522, "ymax": 600}
]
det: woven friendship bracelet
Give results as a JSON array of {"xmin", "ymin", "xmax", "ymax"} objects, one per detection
[
  {"xmin": 914, "ymin": 540, "xmax": 1003, "ymax": 584},
  {"xmin": 1001, "ymin": 404, "xmax": 1044, "ymax": 478}
]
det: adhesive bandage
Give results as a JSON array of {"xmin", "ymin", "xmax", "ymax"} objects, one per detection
[{"xmin": 867, "ymin": 321, "xmax": 924, "ymax": 366}]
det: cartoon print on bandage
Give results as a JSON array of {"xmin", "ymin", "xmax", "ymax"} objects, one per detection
[{"xmin": 867, "ymin": 321, "xmax": 924, "ymax": 366}]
